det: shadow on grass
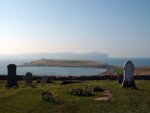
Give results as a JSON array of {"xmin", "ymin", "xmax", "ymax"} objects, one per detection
[{"xmin": 137, "ymin": 89, "xmax": 150, "ymax": 93}]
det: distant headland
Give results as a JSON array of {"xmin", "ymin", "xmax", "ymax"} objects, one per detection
[{"xmin": 20, "ymin": 59, "xmax": 109, "ymax": 68}]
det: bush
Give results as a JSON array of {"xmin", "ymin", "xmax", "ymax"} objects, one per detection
[
  {"xmin": 69, "ymin": 87, "xmax": 93, "ymax": 96},
  {"xmin": 93, "ymin": 85, "xmax": 104, "ymax": 92},
  {"xmin": 60, "ymin": 80, "xmax": 81, "ymax": 85},
  {"xmin": 83, "ymin": 87, "xmax": 93, "ymax": 96},
  {"xmin": 84, "ymin": 84, "xmax": 104, "ymax": 92},
  {"xmin": 36, "ymin": 79, "xmax": 41, "ymax": 83},
  {"xmin": 41, "ymin": 91, "xmax": 57, "ymax": 103}
]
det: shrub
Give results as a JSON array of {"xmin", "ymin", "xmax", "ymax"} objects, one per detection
[
  {"xmin": 93, "ymin": 85, "xmax": 104, "ymax": 92},
  {"xmin": 69, "ymin": 87, "xmax": 93, "ymax": 96},
  {"xmin": 60, "ymin": 80, "xmax": 81, "ymax": 85},
  {"xmin": 41, "ymin": 91, "xmax": 57, "ymax": 103},
  {"xmin": 36, "ymin": 79, "xmax": 41, "ymax": 83},
  {"xmin": 84, "ymin": 84, "xmax": 104, "ymax": 92},
  {"xmin": 83, "ymin": 87, "xmax": 93, "ymax": 96},
  {"xmin": 69, "ymin": 88, "xmax": 83, "ymax": 96}
]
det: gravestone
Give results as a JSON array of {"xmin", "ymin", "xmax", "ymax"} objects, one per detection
[
  {"xmin": 122, "ymin": 60, "xmax": 136, "ymax": 88},
  {"xmin": 25, "ymin": 72, "xmax": 33, "ymax": 86},
  {"xmin": 42, "ymin": 76, "xmax": 48, "ymax": 83},
  {"xmin": 6, "ymin": 64, "xmax": 18, "ymax": 87}
]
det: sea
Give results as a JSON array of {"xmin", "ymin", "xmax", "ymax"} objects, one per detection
[{"xmin": 0, "ymin": 58, "xmax": 150, "ymax": 76}]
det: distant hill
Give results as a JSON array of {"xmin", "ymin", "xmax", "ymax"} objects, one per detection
[{"xmin": 0, "ymin": 52, "xmax": 109, "ymax": 60}]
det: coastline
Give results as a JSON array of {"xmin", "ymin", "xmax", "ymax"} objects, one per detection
[{"xmin": 1, "ymin": 59, "xmax": 150, "ymax": 76}]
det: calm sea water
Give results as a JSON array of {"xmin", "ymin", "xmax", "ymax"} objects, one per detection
[
  {"xmin": 0, "ymin": 58, "xmax": 150, "ymax": 76},
  {"xmin": 0, "ymin": 59, "xmax": 106, "ymax": 76}
]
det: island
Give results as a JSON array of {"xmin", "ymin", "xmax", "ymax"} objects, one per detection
[
  {"xmin": 19, "ymin": 59, "xmax": 150, "ymax": 75},
  {"xmin": 20, "ymin": 59, "xmax": 109, "ymax": 68}
]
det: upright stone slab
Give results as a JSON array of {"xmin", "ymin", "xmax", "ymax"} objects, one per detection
[
  {"xmin": 25, "ymin": 72, "xmax": 33, "ymax": 86},
  {"xmin": 122, "ymin": 60, "xmax": 136, "ymax": 88},
  {"xmin": 7, "ymin": 64, "xmax": 18, "ymax": 87},
  {"xmin": 42, "ymin": 76, "xmax": 48, "ymax": 83}
]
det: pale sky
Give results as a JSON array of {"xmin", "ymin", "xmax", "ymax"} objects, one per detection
[{"xmin": 0, "ymin": 0, "xmax": 150, "ymax": 57}]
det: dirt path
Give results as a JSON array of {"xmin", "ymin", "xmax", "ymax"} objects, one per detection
[{"xmin": 94, "ymin": 89, "xmax": 113, "ymax": 101}]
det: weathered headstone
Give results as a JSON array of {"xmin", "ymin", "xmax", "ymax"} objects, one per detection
[
  {"xmin": 42, "ymin": 76, "xmax": 48, "ymax": 83},
  {"xmin": 25, "ymin": 72, "xmax": 32, "ymax": 86},
  {"xmin": 6, "ymin": 64, "xmax": 18, "ymax": 87},
  {"xmin": 122, "ymin": 60, "xmax": 136, "ymax": 88}
]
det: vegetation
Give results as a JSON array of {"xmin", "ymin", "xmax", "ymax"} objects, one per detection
[
  {"xmin": 68, "ymin": 84, "xmax": 104, "ymax": 96},
  {"xmin": 41, "ymin": 91, "xmax": 57, "ymax": 103},
  {"xmin": 0, "ymin": 80, "xmax": 150, "ymax": 113},
  {"xmin": 69, "ymin": 87, "xmax": 93, "ymax": 96}
]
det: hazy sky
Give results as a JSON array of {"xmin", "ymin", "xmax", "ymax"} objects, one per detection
[{"xmin": 0, "ymin": 0, "xmax": 150, "ymax": 57}]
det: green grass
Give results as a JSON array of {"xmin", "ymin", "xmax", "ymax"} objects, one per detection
[{"xmin": 0, "ymin": 80, "xmax": 150, "ymax": 113}]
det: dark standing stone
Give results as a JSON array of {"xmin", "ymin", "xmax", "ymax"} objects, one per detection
[
  {"xmin": 42, "ymin": 76, "xmax": 48, "ymax": 83},
  {"xmin": 25, "ymin": 72, "xmax": 33, "ymax": 86},
  {"xmin": 7, "ymin": 64, "xmax": 18, "ymax": 87},
  {"xmin": 122, "ymin": 60, "xmax": 136, "ymax": 88}
]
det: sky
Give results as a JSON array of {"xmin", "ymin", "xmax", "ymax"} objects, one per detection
[{"xmin": 0, "ymin": 0, "xmax": 150, "ymax": 57}]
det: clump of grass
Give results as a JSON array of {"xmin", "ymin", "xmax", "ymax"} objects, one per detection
[
  {"xmin": 84, "ymin": 83, "xmax": 104, "ymax": 92},
  {"xmin": 92, "ymin": 85, "xmax": 104, "ymax": 92},
  {"xmin": 41, "ymin": 91, "xmax": 57, "ymax": 103},
  {"xmin": 60, "ymin": 80, "xmax": 81, "ymax": 85},
  {"xmin": 36, "ymin": 79, "xmax": 41, "ymax": 83},
  {"xmin": 69, "ymin": 83, "xmax": 105, "ymax": 97},
  {"xmin": 69, "ymin": 86, "xmax": 93, "ymax": 96}
]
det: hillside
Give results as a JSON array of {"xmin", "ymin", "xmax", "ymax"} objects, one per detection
[{"xmin": 0, "ymin": 80, "xmax": 149, "ymax": 113}]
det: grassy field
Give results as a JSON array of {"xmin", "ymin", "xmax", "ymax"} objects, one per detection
[{"xmin": 0, "ymin": 80, "xmax": 150, "ymax": 113}]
